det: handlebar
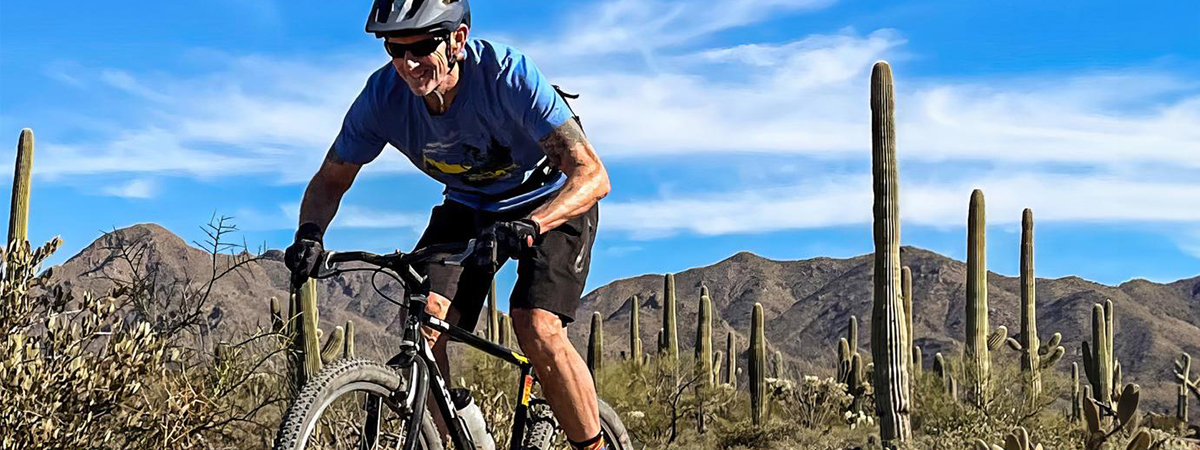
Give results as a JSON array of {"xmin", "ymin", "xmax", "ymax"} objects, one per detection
[{"xmin": 292, "ymin": 239, "xmax": 494, "ymax": 291}]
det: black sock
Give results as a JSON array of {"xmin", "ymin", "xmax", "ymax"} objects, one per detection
[{"xmin": 569, "ymin": 432, "xmax": 606, "ymax": 450}]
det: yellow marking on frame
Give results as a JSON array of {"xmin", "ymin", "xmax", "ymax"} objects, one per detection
[
  {"xmin": 521, "ymin": 374, "xmax": 534, "ymax": 406},
  {"xmin": 512, "ymin": 352, "xmax": 530, "ymax": 364}
]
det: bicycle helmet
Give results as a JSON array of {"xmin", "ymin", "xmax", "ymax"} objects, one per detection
[{"xmin": 367, "ymin": 0, "xmax": 471, "ymax": 37}]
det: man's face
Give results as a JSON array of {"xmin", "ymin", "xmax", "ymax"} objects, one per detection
[{"xmin": 387, "ymin": 27, "xmax": 465, "ymax": 96}]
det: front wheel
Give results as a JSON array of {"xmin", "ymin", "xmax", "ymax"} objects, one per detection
[
  {"xmin": 598, "ymin": 399, "xmax": 635, "ymax": 450},
  {"xmin": 273, "ymin": 358, "xmax": 441, "ymax": 450}
]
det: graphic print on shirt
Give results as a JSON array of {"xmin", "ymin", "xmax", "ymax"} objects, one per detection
[{"xmin": 421, "ymin": 133, "xmax": 521, "ymax": 188}]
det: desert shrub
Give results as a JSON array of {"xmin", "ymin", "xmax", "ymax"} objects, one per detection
[{"xmin": 767, "ymin": 375, "xmax": 853, "ymax": 429}]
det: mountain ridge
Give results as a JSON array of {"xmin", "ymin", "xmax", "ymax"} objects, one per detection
[{"xmin": 43, "ymin": 223, "xmax": 1200, "ymax": 416}]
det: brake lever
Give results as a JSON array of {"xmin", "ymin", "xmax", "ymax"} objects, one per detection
[{"xmin": 443, "ymin": 239, "xmax": 478, "ymax": 267}]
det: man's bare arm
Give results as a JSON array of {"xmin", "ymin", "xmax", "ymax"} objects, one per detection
[
  {"xmin": 298, "ymin": 146, "xmax": 362, "ymax": 232},
  {"xmin": 528, "ymin": 120, "xmax": 610, "ymax": 232}
]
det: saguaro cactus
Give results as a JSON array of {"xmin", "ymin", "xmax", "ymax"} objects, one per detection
[
  {"xmin": 487, "ymin": 278, "xmax": 499, "ymax": 343},
  {"xmin": 965, "ymin": 189, "xmax": 1007, "ymax": 407},
  {"xmin": 1004, "ymin": 209, "xmax": 1064, "ymax": 400},
  {"xmin": 869, "ymin": 60, "xmax": 911, "ymax": 442},
  {"xmin": 9, "ymin": 129, "xmax": 34, "ymax": 246},
  {"xmin": 1173, "ymin": 353, "xmax": 1195, "ymax": 423},
  {"xmin": 725, "ymin": 331, "xmax": 737, "ymax": 388},
  {"xmin": 344, "ymin": 320, "xmax": 355, "ymax": 358},
  {"xmin": 749, "ymin": 302, "xmax": 766, "ymax": 425},
  {"xmin": 588, "ymin": 311, "xmax": 604, "ymax": 374},
  {"xmin": 630, "ymin": 294, "xmax": 642, "ymax": 366},
  {"xmin": 912, "ymin": 346, "xmax": 923, "ymax": 379},
  {"xmin": 848, "ymin": 315, "xmax": 859, "ymax": 354},
  {"xmin": 696, "ymin": 285, "xmax": 713, "ymax": 386},
  {"xmin": 499, "ymin": 313, "xmax": 514, "ymax": 349},
  {"xmin": 295, "ymin": 279, "xmax": 323, "ymax": 384},
  {"xmin": 663, "ymin": 273, "xmax": 679, "ymax": 360},
  {"xmin": 902, "ymin": 266, "xmax": 914, "ymax": 376},
  {"xmin": 1082, "ymin": 302, "xmax": 1114, "ymax": 409},
  {"xmin": 1071, "ymin": 362, "xmax": 1081, "ymax": 422}
]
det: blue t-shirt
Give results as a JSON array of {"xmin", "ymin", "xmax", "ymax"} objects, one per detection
[{"xmin": 333, "ymin": 38, "xmax": 572, "ymax": 211}]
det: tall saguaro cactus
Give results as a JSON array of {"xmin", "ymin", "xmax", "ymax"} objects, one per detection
[
  {"xmin": 696, "ymin": 285, "xmax": 713, "ymax": 386},
  {"xmin": 487, "ymin": 278, "xmax": 499, "ymax": 343},
  {"xmin": 1004, "ymin": 209, "xmax": 1064, "ymax": 399},
  {"xmin": 663, "ymin": 273, "xmax": 679, "ymax": 360},
  {"xmin": 9, "ymin": 129, "xmax": 34, "ymax": 246},
  {"xmin": 1082, "ymin": 301, "xmax": 1115, "ymax": 409},
  {"xmin": 630, "ymin": 294, "xmax": 642, "ymax": 366},
  {"xmin": 725, "ymin": 331, "xmax": 737, "ymax": 388},
  {"xmin": 1071, "ymin": 362, "xmax": 1082, "ymax": 422},
  {"xmin": 588, "ymin": 311, "xmax": 604, "ymax": 375},
  {"xmin": 965, "ymin": 189, "xmax": 1007, "ymax": 407},
  {"xmin": 869, "ymin": 60, "xmax": 912, "ymax": 443},
  {"xmin": 749, "ymin": 302, "xmax": 766, "ymax": 425}
]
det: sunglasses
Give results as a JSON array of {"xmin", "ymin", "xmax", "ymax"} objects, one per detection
[{"xmin": 384, "ymin": 34, "xmax": 449, "ymax": 59}]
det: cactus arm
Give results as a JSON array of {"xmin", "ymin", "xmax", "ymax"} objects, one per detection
[
  {"xmin": 320, "ymin": 325, "xmax": 345, "ymax": 364},
  {"xmin": 1041, "ymin": 333, "xmax": 1062, "ymax": 354},
  {"xmin": 987, "ymin": 326, "xmax": 1008, "ymax": 352},
  {"xmin": 1006, "ymin": 337, "xmax": 1023, "ymax": 352},
  {"xmin": 1039, "ymin": 346, "xmax": 1064, "ymax": 369}
]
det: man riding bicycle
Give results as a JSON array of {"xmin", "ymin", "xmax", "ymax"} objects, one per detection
[{"xmin": 283, "ymin": 1, "xmax": 612, "ymax": 449}]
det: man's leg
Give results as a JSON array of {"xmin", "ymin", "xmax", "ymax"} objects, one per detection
[
  {"xmin": 511, "ymin": 308, "xmax": 601, "ymax": 444},
  {"xmin": 422, "ymin": 292, "xmax": 459, "ymax": 441}
]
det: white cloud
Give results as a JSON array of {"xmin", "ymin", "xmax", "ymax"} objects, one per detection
[
  {"xmin": 601, "ymin": 173, "xmax": 1200, "ymax": 239},
  {"xmin": 36, "ymin": 54, "xmax": 419, "ymax": 183},
  {"xmin": 100, "ymin": 178, "xmax": 157, "ymax": 199},
  {"xmin": 540, "ymin": 0, "xmax": 836, "ymax": 57}
]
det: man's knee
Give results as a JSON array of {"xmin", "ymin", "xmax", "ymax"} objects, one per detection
[{"xmin": 511, "ymin": 308, "xmax": 566, "ymax": 354}]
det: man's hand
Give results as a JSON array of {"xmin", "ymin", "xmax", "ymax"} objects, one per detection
[
  {"xmin": 480, "ymin": 218, "xmax": 541, "ymax": 262},
  {"xmin": 284, "ymin": 222, "xmax": 325, "ymax": 286}
]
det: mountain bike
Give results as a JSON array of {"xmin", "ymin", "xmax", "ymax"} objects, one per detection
[{"xmin": 273, "ymin": 240, "xmax": 634, "ymax": 450}]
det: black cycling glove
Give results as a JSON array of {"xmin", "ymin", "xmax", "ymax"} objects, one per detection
[
  {"xmin": 480, "ymin": 219, "xmax": 541, "ymax": 263},
  {"xmin": 284, "ymin": 222, "xmax": 325, "ymax": 286}
]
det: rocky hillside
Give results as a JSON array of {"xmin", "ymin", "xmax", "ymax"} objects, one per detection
[
  {"xmin": 44, "ymin": 224, "xmax": 1200, "ymax": 414},
  {"xmin": 568, "ymin": 247, "xmax": 1200, "ymax": 415}
]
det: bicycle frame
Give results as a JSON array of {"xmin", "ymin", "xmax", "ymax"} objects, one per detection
[{"xmin": 365, "ymin": 285, "xmax": 541, "ymax": 450}]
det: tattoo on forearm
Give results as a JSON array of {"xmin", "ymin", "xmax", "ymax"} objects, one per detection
[{"xmin": 539, "ymin": 120, "xmax": 589, "ymax": 170}]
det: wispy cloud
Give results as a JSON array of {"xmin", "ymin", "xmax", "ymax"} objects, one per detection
[
  {"xmin": 601, "ymin": 172, "xmax": 1200, "ymax": 239},
  {"xmin": 100, "ymin": 178, "xmax": 157, "ymax": 199},
  {"xmin": 36, "ymin": 53, "xmax": 419, "ymax": 182},
  {"xmin": 540, "ymin": 0, "xmax": 836, "ymax": 57}
]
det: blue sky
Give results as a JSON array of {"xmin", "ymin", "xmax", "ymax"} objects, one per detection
[{"xmin": 2, "ymin": 0, "xmax": 1198, "ymax": 309}]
